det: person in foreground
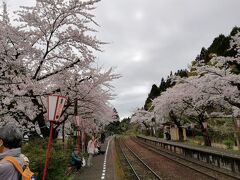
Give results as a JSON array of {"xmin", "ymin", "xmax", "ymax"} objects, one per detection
[{"xmin": 0, "ymin": 124, "xmax": 25, "ymax": 180}]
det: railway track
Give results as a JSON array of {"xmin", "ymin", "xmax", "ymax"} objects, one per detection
[
  {"xmin": 117, "ymin": 138, "xmax": 162, "ymax": 180},
  {"xmin": 133, "ymin": 137, "xmax": 240, "ymax": 180}
]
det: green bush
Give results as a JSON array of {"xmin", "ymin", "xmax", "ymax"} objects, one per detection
[
  {"xmin": 156, "ymin": 129, "xmax": 163, "ymax": 138},
  {"xmin": 208, "ymin": 129, "xmax": 234, "ymax": 143},
  {"xmin": 194, "ymin": 135, "xmax": 204, "ymax": 141},
  {"xmin": 22, "ymin": 138, "xmax": 73, "ymax": 180},
  {"xmin": 223, "ymin": 139, "xmax": 234, "ymax": 149}
]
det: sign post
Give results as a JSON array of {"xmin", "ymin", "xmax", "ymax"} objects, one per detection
[{"xmin": 42, "ymin": 95, "xmax": 66, "ymax": 180}]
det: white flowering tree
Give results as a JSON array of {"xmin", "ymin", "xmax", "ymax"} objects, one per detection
[
  {"xmin": 152, "ymin": 31, "xmax": 240, "ymax": 146},
  {"xmin": 131, "ymin": 108, "xmax": 153, "ymax": 131},
  {"xmin": 0, "ymin": 0, "xmax": 119, "ymax": 138},
  {"xmin": 192, "ymin": 33, "xmax": 240, "ymax": 146},
  {"xmin": 154, "ymin": 76, "xmax": 212, "ymax": 144}
]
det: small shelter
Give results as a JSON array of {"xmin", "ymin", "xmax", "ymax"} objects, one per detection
[{"xmin": 162, "ymin": 122, "xmax": 187, "ymax": 141}]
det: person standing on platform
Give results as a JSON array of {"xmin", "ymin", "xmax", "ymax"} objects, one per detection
[{"xmin": 87, "ymin": 135, "xmax": 95, "ymax": 167}]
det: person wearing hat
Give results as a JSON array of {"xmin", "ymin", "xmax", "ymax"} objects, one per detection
[{"xmin": 0, "ymin": 124, "xmax": 25, "ymax": 180}]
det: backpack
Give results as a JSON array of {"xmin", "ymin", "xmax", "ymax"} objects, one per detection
[{"xmin": 3, "ymin": 156, "xmax": 35, "ymax": 180}]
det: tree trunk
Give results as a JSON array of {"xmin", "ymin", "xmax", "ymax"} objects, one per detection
[
  {"xmin": 35, "ymin": 112, "xmax": 49, "ymax": 137},
  {"xmin": 201, "ymin": 127, "xmax": 211, "ymax": 146},
  {"xmin": 178, "ymin": 127, "xmax": 184, "ymax": 141},
  {"xmin": 150, "ymin": 126, "xmax": 153, "ymax": 136},
  {"xmin": 74, "ymin": 98, "xmax": 78, "ymax": 116},
  {"xmin": 198, "ymin": 113, "xmax": 211, "ymax": 146},
  {"xmin": 52, "ymin": 128, "xmax": 59, "ymax": 139},
  {"xmin": 234, "ymin": 132, "xmax": 240, "ymax": 148},
  {"xmin": 35, "ymin": 112, "xmax": 59, "ymax": 139},
  {"xmin": 169, "ymin": 110, "xmax": 183, "ymax": 141},
  {"xmin": 30, "ymin": 91, "xmax": 50, "ymax": 138}
]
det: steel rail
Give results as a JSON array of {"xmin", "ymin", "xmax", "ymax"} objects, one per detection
[
  {"xmin": 118, "ymin": 140, "xmax": 141, "ymax": 180},
  {"xmin": 118, "ymin": 138, "xmax": 162, "ymax": 180}
]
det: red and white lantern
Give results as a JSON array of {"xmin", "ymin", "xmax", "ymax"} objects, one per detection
[
  {"xmin": 75, "ymin": 116, "xmax": 81, "ymax": 127},
  {"xmin": 43, "ymin": 95, "xmax": 66, "ymax": 180},
  {"xmin": 48, "ymin": 95, "xmax": 66, "ymax": 122}
]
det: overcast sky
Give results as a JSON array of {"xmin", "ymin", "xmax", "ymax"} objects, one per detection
[{"xmin": 7, "ymin": 0, "xmax": 240, "ymax": 119}]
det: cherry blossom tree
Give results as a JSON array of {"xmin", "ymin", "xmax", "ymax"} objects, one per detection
[
  {"xmin": 192, "ymin": 36, "xmax": 240, "ymax": 146},
  {"xmin": 153, "ymin": 64, "xmax": 235, "ymax": 145},
  {"xmin": 0, "ymin": 0, "xmax": 119, "ymax": 138},
  {"xmin": 131, "ymin": 108, "xmax": 153, "ymax": 129},
  {"xmin": 152, "ymin": 31, "xmax": 240, "ymax": 145},
  {"xmin": 153, "ymin": 74, "xmax": 227, "ymax": 145}
]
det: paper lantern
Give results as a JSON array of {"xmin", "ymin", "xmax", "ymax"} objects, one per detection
[{"xmin": 48, "ymin": 95, "xmax": 66, "ymax": 122}]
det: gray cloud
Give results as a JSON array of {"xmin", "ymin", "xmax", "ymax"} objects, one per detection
[
  {"xmin": 94, "ymin": 0, "xmax": 240, "ymax": 118},
  {"xmin": 6, "ymin": 0, "xmax": 240, "ymax": 118}
]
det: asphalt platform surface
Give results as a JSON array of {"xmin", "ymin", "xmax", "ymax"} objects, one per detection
[{"xmin": 74, "ymin": 136, "xmax": 115, "ymax": 180}]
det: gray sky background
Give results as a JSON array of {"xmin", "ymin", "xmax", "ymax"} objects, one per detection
[{"xmin": 6, "ymin": 0, "xmax": 240, "ymax": 119}]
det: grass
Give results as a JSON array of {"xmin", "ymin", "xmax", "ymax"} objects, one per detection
[
  {"xmin": 22, "ymin": 138, "xmax": 74, "ymax": 180},
  {"xmin": 124, "ymin": 123, "xmax": 141, "ymax": 136},
  {"xmin": 184, "ymin": 136, "xmax": 240, "ymax": 154},
  {"xmin": 113, "ymin": 136, "xmax": 126, "ymax": 180}
]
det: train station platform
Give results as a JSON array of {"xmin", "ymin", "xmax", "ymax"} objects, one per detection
[
  {"xmin": 137, "ymin": 135, "xmax": 240, "ymax": 158},
  {"xmin": 74, "ymin": 136, "xmax": 115, "ymax": 180}
]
